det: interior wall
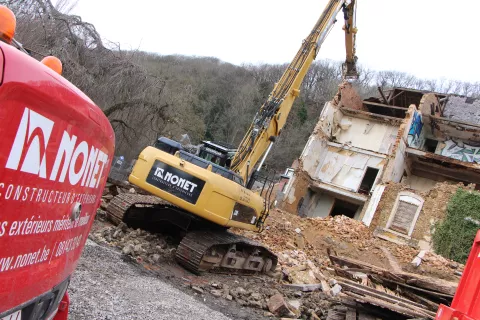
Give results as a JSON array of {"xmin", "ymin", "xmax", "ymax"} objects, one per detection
[
  {"xmin": 313, "ymin": 146, "xmax": 385, "ymax": 192},
  {"xmin": 301, "ymin": 137, "xmax": 328, "ymax": 177},
  {"xmin": 403, "ymin": 175, "xmax": 439, "ymax": 192},
  {"xmin": 307, "ymin": 192, "xmax": 335, "ymax": 218},
  {"xmin": 335, "ymin": 117, "xmax": 398, "ymax": 154}
]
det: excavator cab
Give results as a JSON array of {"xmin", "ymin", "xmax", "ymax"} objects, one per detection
[
  {"xmin": 153, "ymin": 137, "xmax": 184, "ymax": 155},
  {"xmin": 152, "ymin": 136, "xmax": 244, "ymax": 185},
  {"xmin": 198, "ymin": 141, "xmax": 237, "ymax": 168}
]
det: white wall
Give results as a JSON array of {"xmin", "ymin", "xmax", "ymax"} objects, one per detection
[
  {"xmin": 301, "ymin": 137, "xmax": 328, "ymax": 177},
  {"xmin": 335, "ymin": 117, "xmax": 398, "ymax": 154},
  {"xmin": 403, "ymin": 175, "xmax": 438, "ymax": 192},
  {"xmin": 314, "ymin": 145, "xmax": 385, "ymax": 192},
  {"xmin": 307, "ymin": 192, "xmax": 335, "ymax": 218}
]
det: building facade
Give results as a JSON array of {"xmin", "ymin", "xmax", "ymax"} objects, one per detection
[{"xmin": 281, "ymin": 83, "xmax": 478, "ymax": 249}]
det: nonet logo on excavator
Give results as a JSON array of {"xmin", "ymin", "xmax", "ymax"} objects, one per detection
[
  {"xmin": 5, "ymin": 107, "xmax": 108, "ymax": 188},
  {"xmin": 153, "ymin": 167, "xmax": 198, "ymax": 193}
]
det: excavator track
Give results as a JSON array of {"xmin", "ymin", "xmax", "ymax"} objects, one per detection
[
  {"xmin": 176, "ymin": 230, "xmax": 277, "ymax": 275},
  {"xmin": 106, "ymin": 193, "xmax": 165, "ymax": 225},
  {"xmin": 106, "ymin": 193, "xmax": 278, "ymax": 275}
]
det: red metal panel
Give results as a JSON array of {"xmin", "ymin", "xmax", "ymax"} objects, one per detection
[
  {"xmin": 436, "ymin": 230, "xmax": 480, "ymax": 320},
  {"xmin": 0, "ymin": 46, "xmax": 4, "ymax": 85},
  {"xmin": 0, "ymin": 41, "xmax": 114, "ymax": 316}
]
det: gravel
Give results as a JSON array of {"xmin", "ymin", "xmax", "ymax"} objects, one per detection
[{"xmin": 68, "ymin": 240, "xmax": 231, "ymax": 320}]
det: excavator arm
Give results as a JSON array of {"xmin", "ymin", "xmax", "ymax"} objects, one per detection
[
  {"xmin": 231, "ymin": 0, "xmax": 358, "ymax": 186},
  {"xmin": 343, "ymin": 0, "xmax": 358, "ymax": 79}
]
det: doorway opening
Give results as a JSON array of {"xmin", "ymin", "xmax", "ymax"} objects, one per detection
[
  {"xmin": 358, "ymin": 167, "xmax": 379, "ymax": 194},
  {"xmin": 330, "ymin": 199, "xmax": 360, "ymax": 219}
]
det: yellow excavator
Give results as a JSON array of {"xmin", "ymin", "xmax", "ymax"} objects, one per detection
[{"xmin": 107, "ymin": 0, "xmax": 358, "ymax": 274}]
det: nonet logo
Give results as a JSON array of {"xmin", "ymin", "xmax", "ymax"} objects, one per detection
[
  {"xmin": 146, "ymin": 160, "xmax": 205, "ymax": 204},
  {"xmin": 5, "ymin": 107, "xmax": 109, "ymax": 189},
  {"xmin": 6, "ymin": 108, "xmax": 54, "ymax": 178},
  {"xmin": 153, "ymin": 167, "xmax": 198, "ymax": 193}
]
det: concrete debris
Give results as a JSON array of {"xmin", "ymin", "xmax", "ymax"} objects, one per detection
[
  {"xmin": 412, "ymin": 250, "xmax": 427, "ymax": 267},
  {"xmin": 267, "ymin": 294, "xmax": 297, "ymax": 318},
  {"xmin": 210, "ymin": 289, "xmax": 223, "ymax": 298},
  {"xmin": 287, "ymin": 299, "xmax": 302, "ymax": 312},
  {"xmin": 91, "ymin": 221, "xmax": 176, "ymax": 265},
  {"xmin": 329, "ymin": 284, "xmax": 342, "ymax": 296},
  {"xmin": 191, "ymin": 286, "xmax": 204, "ymax": 295},
  {"xmin": 282, "ymin": 283, "xmax": 323, "ymax": 292}
]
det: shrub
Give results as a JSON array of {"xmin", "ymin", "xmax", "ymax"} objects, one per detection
[{"xmin": 432, "ymin": 189, "xmax": 480, "ymax": 263}]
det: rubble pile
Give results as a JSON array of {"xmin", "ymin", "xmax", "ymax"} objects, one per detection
[
  {"xmin": 94, "ymin": 181, "xmax": 463, "ymax": 319},
  {"xmin": 192, "ymin": 279, "xmax": 332, "ymax": 319},
  {"xmin": 233, "ymin": 208, "xmax": 462, "ymax": 284},
  {"xmin": 91, "ymin": 222, "xmax": 177, "ymax": 264}
]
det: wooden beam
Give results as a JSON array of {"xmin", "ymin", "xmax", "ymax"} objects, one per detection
[
  {"xmin": 428, "ymin": 114, "xmax": 480, "ymax": 130},
  {"xmin": 400, "ymin": 290, "xmax": 440, "ymax": 311},
  {"xmin": 380, "ymin": 278, "xmax": 454, "ymax": 299},
  {"xmin": 388, "ymin": 90, "xmax": 405, "ymax": 104},
  {"xmin": 338, "ymin": 279, "xmax": 427, "ymax": 309},
  {"xmin": 378, "ymin": 87, "xmax": 389, "ymax": 104},
  {"xmin": 344, "ymin": 291, "xmax": 436, "ymax": 319},
  {"xmin": 362, "ymin": 100, "xmax": 409, "ymax": 110},
  {"xmin": 329, "ymin": 253, "xmax": 457, "ymax": 297},
  {"xmin": 341, "ymin": 108, "xmax": 404, "ymax": 123}
]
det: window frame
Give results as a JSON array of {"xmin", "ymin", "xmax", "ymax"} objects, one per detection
[{"xmin": 385, "ymin": 191, "xmax": 424, "ymax": 237}]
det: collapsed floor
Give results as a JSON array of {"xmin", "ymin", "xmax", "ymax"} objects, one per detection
[{"xmin": 91, "ymin": 181, "xmax": 462, "ymax": 320}]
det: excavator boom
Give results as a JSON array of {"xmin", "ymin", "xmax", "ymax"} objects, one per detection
[{"xmin": 231, "ymin": 0, "xmax": 358, "ymax": 185}]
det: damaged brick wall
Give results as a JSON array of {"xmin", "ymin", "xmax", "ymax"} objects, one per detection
[
  {"xmin": 281, "ymin": 169, "xmax": 311, "ymax": 215},
  {"xmin": 369, "ymin": 182, "xmax": 468, "ymax": 246},
  {"xmin": 380, "ymin": 105, "xmax": 415, "ymax": 184}
]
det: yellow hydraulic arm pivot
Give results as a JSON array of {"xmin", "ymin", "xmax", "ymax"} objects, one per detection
[{"xmin": 231, "ymin": 0, "xmax": 358, "ymax": 186}]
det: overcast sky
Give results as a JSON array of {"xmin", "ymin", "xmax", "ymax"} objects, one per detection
[{"xmin": 68, "ymin": 0, "xmax": 479, "ymax": 83}]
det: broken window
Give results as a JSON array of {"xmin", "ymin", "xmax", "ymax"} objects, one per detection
[
  {"xmin": 330, "ymin": 199, "xmax": 359, "ymax": 219},
  {"xmin": 358, "ymin": 167, "xmax": 379, "ymax": 194},
  {"xmin": 424, "ymin": 139, "xmax": 439, "ymax": 153},
  {"xmin": 387, "ymin": 193, "xmax": 424, "ymax": 236}
]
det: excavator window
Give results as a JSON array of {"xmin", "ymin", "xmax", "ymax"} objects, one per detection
[
  {"xmin": 154, "ymin": 137, "xmax": 184, "ymax": 155},
  {"xmin": 179, "ymin": 150, "xmax": 244, "ymax": 186}
]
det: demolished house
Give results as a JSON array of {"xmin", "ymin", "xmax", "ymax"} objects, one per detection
[{"xmin": 281, "ymin": 83, "xmax": 479, "ymax": 249}]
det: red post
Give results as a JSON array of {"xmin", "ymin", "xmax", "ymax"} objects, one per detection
[{"xmin": 52, "ymin": 291, "xmax": 70, "ymax": 320}]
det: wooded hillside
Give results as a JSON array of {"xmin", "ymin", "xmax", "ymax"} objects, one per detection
[{"xmin": 6, "ymin": 0, "xmax": 480, "ymax": 171}]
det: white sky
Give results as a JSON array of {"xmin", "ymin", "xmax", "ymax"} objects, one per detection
[{"xmin": 68, "ymin": 0, "xmax": 480, "ymax": 83}]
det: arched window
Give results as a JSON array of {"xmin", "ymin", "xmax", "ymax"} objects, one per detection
[{"xmin": 386, "ymin": 192, "xmax": 424, "ymax": 237}]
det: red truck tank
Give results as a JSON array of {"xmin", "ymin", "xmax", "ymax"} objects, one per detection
[{"xmin": 0, "ymin": 8, "xmax": 115, "ymax": 319}]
